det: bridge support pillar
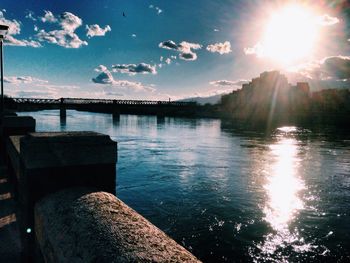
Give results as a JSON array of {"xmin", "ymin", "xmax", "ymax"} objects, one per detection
[
  {"xmin": 112, "ymin": 101, "xmax": 120, "ymax": 123},
  {"xmin": 60, "ymin": 98, "xmax": 66, "ymax": 118},
  {"xmin": 60, "ymin": 108, "xmax": 66, "ymax": 118},
  {"xmin": 60, "ymin": 114, "xmax": 66, "ymax": 129},
  {"xmin": 112, "ymin": 113, "xmax": 120, "ymax": 124},
  {"xmin": 156, "ymin": 115, "xmax": 165, "ymax": 125}
]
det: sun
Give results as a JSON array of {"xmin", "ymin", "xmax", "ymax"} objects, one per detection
[{"xmin": 259, "ymin": 5, "xmax": 319, "ymax": 64}]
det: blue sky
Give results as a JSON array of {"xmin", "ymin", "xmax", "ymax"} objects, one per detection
[{"xmin": 0, "ymin": 0, "xmax": 349, "ymax": 100}]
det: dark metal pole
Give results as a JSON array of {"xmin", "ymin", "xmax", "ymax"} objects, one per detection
[{"xmin": 0, "ymin": 39, "xmax": 3, "ymax": 116}]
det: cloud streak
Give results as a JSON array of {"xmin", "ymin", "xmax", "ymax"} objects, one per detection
[
  {"xmin": 4, "ymin": 76, "xmax": 48, "ymax": 84},
  {"xmin": 209, "ymin": 79, "xmax": 249, "ymax": 88},
  {"xmin": 112, "ymin": 63, "xmax": 157, "ymax": 75}
]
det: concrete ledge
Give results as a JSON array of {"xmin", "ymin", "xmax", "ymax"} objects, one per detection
[
  {"xmin": 35, "ymin": 188, "xmax": 200, "ymax": 263},
  {"xmin": 1, "ymin": 116, "xmax": 35, "ymax": 166},
  {"xmin": 20, "ymin": 132, "xmax": 117, "ymax": 169},
  {"xmin": 2, "ymin": 116, "xmax": 34, "ymax": 127},
  {"xmin": 1, "ymin": 116, "xmax": 35, "ymax": 136}
]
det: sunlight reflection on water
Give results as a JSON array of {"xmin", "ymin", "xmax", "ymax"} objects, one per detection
[
  {"xmin": 265, "ymin": 138, "xmax": 304, "ymax": 231},
  {"xmin": 253, "ymin": 128, "xmax": 314, "ymax": 261}
]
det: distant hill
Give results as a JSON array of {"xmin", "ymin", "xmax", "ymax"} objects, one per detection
[{"xmin": 178, "ymin": 93, "xmax": 229, "ymax": 105}]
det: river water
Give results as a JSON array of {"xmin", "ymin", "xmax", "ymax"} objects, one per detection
[{"xmin": 18, "ymin": 110, "xmax": 350, "ymax": 262}]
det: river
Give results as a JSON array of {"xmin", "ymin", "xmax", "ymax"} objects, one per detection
[{"xmin": 18, "ymin": 110, "xmax": 350, "ymax": 262}]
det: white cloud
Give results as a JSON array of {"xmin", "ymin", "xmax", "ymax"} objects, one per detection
[
  {"xmin": 288, "ymin": 55, "xmax": 350, "ymax": 80},
  {"xmin": 0, "ymin": 12, "xmax": 41, "ymax": 47},
  {"xmin": 214, "ymin": 29, "xmax": 219, "ymax": 32},
  {"xmin": 112, "ymin": 63, "xmax": 157, "ymax": 75},
  {"xmin": 92, "ymin": 65, "xmax": 156, "ymax": 92},
  {"xmin": 0, "ymin": 16, "xmax": 20, "ymax": 35},
  {"xmin": 209, "ymin": 79, "xmax": 248, "ymax": 88},
  {"xmin": 317, "ymin": 14, "xmax": 339, "ymax": 26},
  {"xmin": 86, "ymin": 24, "xmax": 111, "ymax": 38},
  {"xmin": 94, "ymin": 65, "xmax": 108, "ymax": 72},
  {"xmin": 37, "ymin": 29, "xmax": 87, "ymax": 48},
  {"xmin": 92, "ymin": 69, "xmax": 114, "ymax": 85},
  {"xmin": 25, "ymin": 11, "xmax": 37, "ymax": 21},
  {"xmin": 159, "ymin": 40, "xmax": 202, "ymax": 61},
  {"xmin": 179, "ymin": 52, "xmax": 197, "ymax": 61},
  {"xmin": 40, "ymin": 10, "xmax": 57, "ymax": 23},
  {"xmin": 5, "ymin": 35, "xmax": 42, "ymax": 47},
  {"xmin": 165, "ymin": 58, "xmax": 171, "ymax": 64},
  {"xmin": 59, "ymin": 12, "xmax": 82, "ymax": 32},
  {"xmin": 131, "ymin": 33, "xmax": 137, "ymax": 38},
  {"xmin": 243, "ymin": 42, "xmax": 264, "ymax": 56},
  {"xmin": 149, "ymin": 5, "xmax": 162, "ymax": 14},
  {"xmin": 206, "ymin": 41, "xmax": 232, "ymax": 54},
  {"xmin": 36, "ymin": 11, "xmax": 88, "ymax": 48},
  {"xmin": 179, "ymin": 41, "xmax": 202, "ymax": 51},
  {"xmin": 159, "ymin": 40, "xmax": 178, "ymax": 50}
]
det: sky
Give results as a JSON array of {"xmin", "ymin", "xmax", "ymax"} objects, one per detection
[{"xmin": 0, "ymin": 0, "xmax": 349, "ymax": 100}]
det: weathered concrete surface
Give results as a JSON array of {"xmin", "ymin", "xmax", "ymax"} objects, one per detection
[
  {"xmin": 0, "ymin": 166, "xmax": 21, "ymax": 262},
  {"xmin": 35, "ymin": 188, "xmax": 201, "ymax": 263}
]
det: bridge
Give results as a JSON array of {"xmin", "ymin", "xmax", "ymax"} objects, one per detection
[
  {"xmin": 7, "ymin": 97, "xmax": 198, "ymax": 117},
  {"xmin": 11, "ymin": 97, "xmax": 196, "ymax": 106}
]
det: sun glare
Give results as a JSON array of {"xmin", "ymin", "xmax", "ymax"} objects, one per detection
[{"xmin": 260, "ymin": 5, "xmax": 318, "ymax": 64}]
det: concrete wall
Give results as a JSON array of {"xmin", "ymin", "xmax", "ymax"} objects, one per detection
[
  {"xmin": 6, "ymin": 132, "xmax": 117, "ymax": 262},
  {"xmin": 5, "ymin": 130, "xmax": 200, "ymax": 262}
]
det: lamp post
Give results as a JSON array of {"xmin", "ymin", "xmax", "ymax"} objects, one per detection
[{"xmin": 0, "ymin": 24, "xmax": 9, "ymax": 117}]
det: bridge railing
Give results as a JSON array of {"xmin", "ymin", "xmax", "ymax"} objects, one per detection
[{"xmin": 12, "ymin": 97, "xmax": 197, "ymax": 106}]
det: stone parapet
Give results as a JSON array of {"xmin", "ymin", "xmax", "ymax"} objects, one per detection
[{"xmin": 35, "ymin": 188, "xmax": 200, "ymax": 263}]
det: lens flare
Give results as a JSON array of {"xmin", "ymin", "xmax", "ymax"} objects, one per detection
[{"xmin": 257, "ymin": 5, "xmax": 319, "ymax": 64}]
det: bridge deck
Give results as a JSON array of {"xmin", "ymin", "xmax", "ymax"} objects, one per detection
[{"xmin": 12, "ymin": 98, "xmax": 196, "ymax": 106}]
